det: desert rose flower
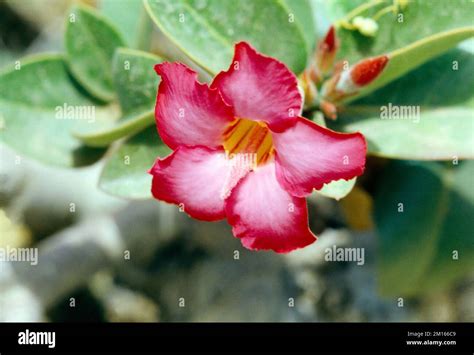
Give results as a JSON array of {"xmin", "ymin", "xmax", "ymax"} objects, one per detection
[{"xmin": 149, "ymin": 42, "xmax": 366, "ymax": 253}]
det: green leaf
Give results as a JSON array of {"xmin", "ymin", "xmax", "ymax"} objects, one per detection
[
  {"xmin": 100, "ymin": 127, "xmax": 171, "ymax": 199},
  {"xmin": 375, "ymin": 160, "xmax": 474, "ymax": 297},
  {"xmin": 113, "ymin": 48, "xmax": 163, "ymax": 117},
  {"xmin": 99, "ymin": 0, "xmax": 152, "ymax": 50},
  {"xmin": 65, "ymin": 4, "xmax": 125, "ymax": 101},
  {"xmin": 74, "ymin": 48, "xmax": 163, "ymax": 147},
  {"xmin": 332, "ymin": 48, "xmax": 474, "ymax": 160},
  {"xmin": 336, "ymin": 0, "xmax": 474, "ymax": 63},
  {"xmin": 0, "ymin": 54, "xmax": 116, "ymax": 167},
  {"xmin": 316, "ymin": 178, "xmax": 356, "ymax": 200},
  {"xmin": 315, "ymin": 0, "xmax": 474, "ymax": 101},
  {"xmin": 337, "ymin": 107, "xmax": 473, "ymax": 160},
  {"xmin": 144, "ymin": 0, "xmax": 309, "ymax": 74},
  {"xmin": 375, "ymin": 161, "xmax": 445, "ymax": 297},
  {"xmin": 347, "ymin": 28, "xmax": 474, "ymax": 102},
  {"xmin": 309, "ymin": 0, "xmax": 360, "ymax": 36},
  {"xmin": 354, "ymin": 47, "xmax": 474, "ymax": 107},
  {"xmin": 419, "ymin": 161, "xmax": 474, "ymax": 294},
  {"xmin": 280, "ymin": 0, "xmax": 316, "ymax": 53}
]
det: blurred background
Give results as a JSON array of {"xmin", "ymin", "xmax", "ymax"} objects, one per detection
[{"xmin": 0, "ymin": 0, "xmax": 473, "ymax": 322}]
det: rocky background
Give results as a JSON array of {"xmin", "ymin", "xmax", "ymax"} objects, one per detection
[{"xmin": 2, "ymin": 142, "xmax": 473, "ymax": 322}]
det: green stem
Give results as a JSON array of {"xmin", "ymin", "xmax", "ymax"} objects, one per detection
[
  {"xmin": 372, "ymin": 5, "xmax": 396, "ymax": 21},
  {"xmin": 338, "ymin": 0, "xmax": 387, "ymax": 25}
]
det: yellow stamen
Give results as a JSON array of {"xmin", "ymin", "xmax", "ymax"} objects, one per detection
[{"xmin": 223, "ymin": 118, "xmax": 274, "ymax": 168}]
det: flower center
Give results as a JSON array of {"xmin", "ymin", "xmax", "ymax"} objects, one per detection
[{"xmin": 223, "ymin": 118, "xmax": 274, "ymax": 168}]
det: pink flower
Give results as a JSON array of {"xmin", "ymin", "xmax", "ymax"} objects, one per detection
[{"xmin": 149, "ymin": 42, "xmax": 366, "ymax": 253}]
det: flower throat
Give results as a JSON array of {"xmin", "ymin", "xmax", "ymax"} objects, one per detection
[{"xmin": 223, "ymin": 118, "xmax": 274, "ymax": 168}]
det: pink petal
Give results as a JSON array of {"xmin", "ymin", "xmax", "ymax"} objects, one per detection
[
  {"xmin": 155, "ymin": 62, "xmax": 234, "ymax": 149},
  {"xmin": 211, "ymin": 42, "xmax": 302, "ymax": 132},
  {"xmin": 150, "ymin": 146, "xmax": 242, "ymax": 221},
  {"xmin": 225, "ymin": 161, "xmax": 316, "ymax": 253},
  {"xmin": 273, "ymin": 117, "xmax": 366, "ymax": 197}
]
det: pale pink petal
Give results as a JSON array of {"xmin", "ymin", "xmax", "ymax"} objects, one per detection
[
  {"xmin": 155, "ymin": 62, "xmax": 234, "ymax": 149},
  {"xmin": 225, "ymin": 161, "xmax": 316, "ymax": 253},
  {"xmin": 273, "ymin": 117, "xmax": 366, "ymax": 197},
  {"xmin": 211, "ymin": 42, "xmax": 302, "ymax": 132},
  {"xmin": 150, "ymin": 146, "xmax": 247, "ymax": 221}
]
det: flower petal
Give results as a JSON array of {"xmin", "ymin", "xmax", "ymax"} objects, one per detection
[
  {"xmin": 150, "ymin": 146, "xmax": 238, "ymax": 221},
  {"xmin": 211, "ymin": 42, "xmax": 302, "ymax": 132},
  {"xmin": 155, "ymin": 62, "xmax": 234, "ymax": 149},
  {"xmin": 273, "ymin": 117, "xmax": 366, "ymax": 197},
  {"xmin": 225, "ymin": 161, "xmax": 316, "ymax": 253}
]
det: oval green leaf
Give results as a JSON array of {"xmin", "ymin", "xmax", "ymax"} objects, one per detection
[
  {"xmin": 280, "ymin": 0, "xmax": 316, "ymax": 54},
  {"xmin": 65, "ymin": 4, "xmax": 125, "ymax": 101},
  {"xmin": 113, "ymin": 48, "xmax": 163, "ymax": 117},
  {"xmin": 144, "ymin": 0, "xmax": 309, "ymax": 74},
  {"xmin": 333, "ymin": 48, "xmax": 474, "ymax": 160},
  {"xmin": 100, "ymin": 127, "xmax": 171, "ymax": 199},
  {"xmin": 375, "ymin": 160, "xmax": 474, "ymax": 297},
  {"xmin": 418, "ymin": 161, "xmax": 474, "ymax": 294},
  {"xmin": 0, "ymin": 54, "xmax": 115, "ymax": 167},
  {"xmin": 315, "ymin": 0, "xmax": 474, "ymax": 101},
  {"xmin": 346, "ymin": 27, "xmax": 474, "ymax": 103},
  {"xmin": 74, "ymin": 48, "xmax": 163, "ymax": 147},
  {"xmin": 99, "ymin": 0, "xmax": 152, "ymax": 50},
  {"xmin": 336, "ymin": 0, "xmax": 474, "ymax": 61}
]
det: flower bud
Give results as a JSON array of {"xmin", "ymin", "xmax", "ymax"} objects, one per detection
[
  {"xmin": 316, "ymin": 26, "xmax": 339, "ymax": 75},
  {"xmin": 352, "ymin": 16, "xmax": 379, "ymax": 37},
  {"xmin": 349, "ymin": 55, "xmax": 389, "ymax": 86},
  {"xmin": 322, "ymin": 55, "xmax": 389, "ymax": 102}
]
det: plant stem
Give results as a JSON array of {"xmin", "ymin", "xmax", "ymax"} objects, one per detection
[
  {"xmin": 338, "ymin": 0, "xmax": 387, "ymax": 25},
  {"xmin": 372, "ymin": 5, "xmax": 396, "ymax": 21}
]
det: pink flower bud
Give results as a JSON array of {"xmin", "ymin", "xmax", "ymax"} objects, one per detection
[
  {"xmin": 316, "ymin": 26, "xmax": 339, "ymax": 75},
  {"xmin": 322, "ymin": 55, "xmax": 389, "ymax": 102},
  {"xmin": 350, "ymin": 55, "xmax": 389, "ymax": 86}
]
